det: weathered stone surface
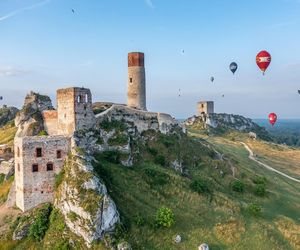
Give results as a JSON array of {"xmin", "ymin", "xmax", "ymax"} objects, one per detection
[
  {"xmin": 117, "ymin": 241, "xmax": 132, "ymax": 250},
  {"xmin": 12, "ymin": 219, "xmax": 31, "ymax": 241},
  {"xmin": 0, "ymin": 106, "xmax": 19, "ymax": 128},
  {"xmin": 55, "ymin": 152, "xmax": 119, "ymax": 247},
  {"xmin": 198, "ymin": 243, "xmax": 209, "ymax": 250},
  {"xmin": 15, "ymin": 92, "xmax": 53, "ymax": 137},
  {"xmin": 96, "ymin": 104, "xmax": 182, "ymax": 135}
]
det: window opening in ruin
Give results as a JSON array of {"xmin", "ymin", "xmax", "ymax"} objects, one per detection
[
  {"xmin": 85, "ymin": 94, "xmax": 88, "ymax": 103},
  {"xmin": 84, "ymin": 113, "xmax": 87, "ymax": 117},
  {"xmin": 17, "ymin": 147, "xmax": 20, "ymax": 157},
  {"xmin": 41, "ymin": 191, "xmax": 44, "ymax": 194},
  {"xmin": 77, "ymin": 95, "xmax": 82, "ymax": 103},
  {"xmin": 32, "ymin": 164, "xmax": 38, "ymax": 172},
  {"xmin": 64, "ymin": 114, "xmax": 67, "ymax": 118},
  {"xmin": 57, "ymin": 150, "xmax": 62, "ymax": 159},
  {"xmin": 17, "ymin": 163, "xmax": 20, "ymax": 171},
  {"xmin": 130, "ymin": 77, "xmax": 133, "ymax": 83},
  {"xmin": 201, "ymin": 104, "xmax": 204, "ymax": 108},
  {"xmin": 36, "ymin": 148, "xmax": 42, "ymax": 157},
  {"xmin": 47, "ymin": 163, "xmax": 54, "ymax": 171},
  {"xmin": 84, "ymin": 105, "xmax": 87, "ymax": 110}
]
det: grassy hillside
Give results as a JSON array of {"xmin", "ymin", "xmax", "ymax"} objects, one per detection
[
  {"xmin": 0, "ymin": 121, "xmax": 17, "ymax": 146},
  {"xmin": 0, "ymin": 124, "xmax": 299, "ymax": 249}
]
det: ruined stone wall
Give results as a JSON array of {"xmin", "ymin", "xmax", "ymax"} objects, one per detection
[
  {"xmin": 197, "ymin": 101, "xmax": 214, "ymax": 115},
  {"xmin": 96, "ymin": 104, "xmax": 180, "ymax": 134},
  {"xmin": 73, "ymin": 88, "xmax": 96, "ymax": 131},
  {"xmin": 14, "ymin": 136, "xmax": 70, "ymax": 211},
  {"xmin": 57, "ymin": 88, "xmax": 76, "ymax": 135},
  {"xmin": 57, "ymin": 87, "xmax": 95, "ymax": 136},
  {"xmin": 42, "ymin": 110, "xmax": 58, "ymax": 135}
]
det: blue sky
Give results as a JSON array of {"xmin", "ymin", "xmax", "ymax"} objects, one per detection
[{"xmin": 0, "ymin": 0, "xmax": 300, "ymax": 119}]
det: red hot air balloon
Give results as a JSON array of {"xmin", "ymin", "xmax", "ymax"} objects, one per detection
[
  {"xmin": 256, "ymin": 50, "xmax": 271, "ymax": 75},
  {"xmin": 268, "ymin": 113, "xmax": 277, "ymax": 126}
]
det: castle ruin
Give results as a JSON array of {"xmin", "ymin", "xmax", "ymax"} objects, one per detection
[
  {"xmin": 13, "ymin": 52, "xmax": 179, "ymax": 212},
  {"xmin": 14, "ymin": 87, "xmax": 95, "ymax": 211},
  {"xmin": 197, "ymin": 101, "xmax": 214, "ymax": 116}
]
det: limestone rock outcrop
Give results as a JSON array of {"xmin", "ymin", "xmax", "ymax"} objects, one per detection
[
  {"xmin": 55, "ymin": 151, "xmax": 119, "ymax": 247},
  {"xmin": 185, "ymin": 113, "xmax": 271, "ymax": 140},
  {"xmin": 15, "ymin": 92, "xmax": 54, "ymax": 137},
  {"xmin": 96, "ymin": 104, "xmax": 181, "ymax": 135},
  {"xmin": 0, "ymin": 105, "xmax": 19, "ymax": 128}
]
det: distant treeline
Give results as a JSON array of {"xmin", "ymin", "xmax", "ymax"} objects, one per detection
[{"xmin": 254, "ymin": 119, "xmax": 300, "ymax": 147}]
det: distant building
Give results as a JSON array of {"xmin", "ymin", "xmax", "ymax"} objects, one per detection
[{"xmin": 197, "ymin": 101, "xmax": 214, "ymax": 116}]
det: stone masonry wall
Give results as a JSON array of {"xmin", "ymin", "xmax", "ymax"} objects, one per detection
[
  {"xmin": 42, "ymin": 110, "xmax": 58, "ymax": 135},
  {"xmin": 14, "ymin": 135, "xmax": 70, "ymax": 211}
]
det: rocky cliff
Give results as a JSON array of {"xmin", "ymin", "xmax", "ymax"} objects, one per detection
[
  {"xmin": 55, "ymin": 149, "xmax": 119, "ymax": 246},
  {"xmin": 185, "ymin": 113, "xmax": 272, "ymax": 140},
  {"xmin": 15, "ymin": 92, "xmax": 53, "ymax": 137},
  {"xmin": 0, "ymin": 106, "xmax": 19, "ymax": 128}
]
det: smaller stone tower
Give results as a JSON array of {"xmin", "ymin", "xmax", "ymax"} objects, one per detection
[
  {"xmin": 197, "ymin": 101, "xmax": 214, "ymax": 115},
  {"xmin": 57, "ymin": 87, "xmax": 96, "ymax": 135},
  {"xmin": 127, "ymin": 52, "xmax": 146, "ymax": 110}
]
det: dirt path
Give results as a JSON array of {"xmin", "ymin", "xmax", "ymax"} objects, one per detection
[{"xmin": 240, "ymin": 142, "xmax": 300, "ymax": 184}]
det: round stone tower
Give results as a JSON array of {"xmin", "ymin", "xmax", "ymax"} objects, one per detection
[{"xmin": 127, "ymin": 52, "xmax": 146, "ymax": 110}]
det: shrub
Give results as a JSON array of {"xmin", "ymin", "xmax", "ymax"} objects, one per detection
[
  {"xmin": 107, "ymin": 134, "xmax": 129, "ymax": 146},
  {"xmin": 29, "ymin": 204, "xmax": 52, "ymax": 241},
  {"xmin": 147, "ymin": 147, "xmax": 158, "ymax": 156},
  {"xmin": 254, "ymin": 184, "xmax": 266, "ymax": 197},
  {"xmin": 154, "ymin": 155, "xmax": 166, "ymax": 166},
  {"xmin": 54, "ymin": 169, "xmax": 65, "ymax": 189},
  {"xmin": 133, "ymin": 214, "xmax": 146, "ymax": 226},
  {"xmin": 143, "ymin": 168, "xmax": 169, "ymax": 186},
  {"xmin": 38, "ymin": 130, "xmax": 48, "ymax": 136},
  {"xmin": 67, "ymin": 211, "xmax": 78, "ymax": 222},
  {"xmin": 231, "ymin": 179, "xmax": 245, "ymax": 193},
  {"xmin": 100, "ymin": 119, "xmax": 126, "ymax": 132},
  {"xmin": 99, "ymin": 150, "xmax": 121, "ymax": 164},
  {"xmin": 0, "ymin": 174, "xmax": 5, "ymax": 185},
  {"xmin": 247, "ymin": 203, "xmax": 261, "ymax": 216},
  {"xmin": 155, "ymin": 206, "xmax": 175, "ymax": 228},
  {"xmin": 190, "ymin": 178, "xmax": 211, "ymax": 194},
  {"xmin": 252, "ymin": 176, "xmax": 267, "ymax": 185}
]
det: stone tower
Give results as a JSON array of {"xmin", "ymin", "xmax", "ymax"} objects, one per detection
[
  {"xmin": 127, "ymin": 52, "xmax": 146, "ymax": 110},
  {"xmin": 197, "ymin": 101, "xmax": 214, "ymax": 115},
  {"xmin": 57, "ymin": 87, "xmax": 96, "ymax": 135}
]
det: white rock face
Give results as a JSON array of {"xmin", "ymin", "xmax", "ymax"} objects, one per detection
[
  {"xmin": 174, "ymin": 234, "xmax": 182, "ymax": 243},
  {"xmin": 199, "ymin": 243, "xmax": 209, "ymax": 250},
  {"xmin": 96, "ymin": 104, "xmax": 181, "ymax": 134},
  {"xmin": 55, "ymin": 153, "xmax": 119, "ymax": 247}
]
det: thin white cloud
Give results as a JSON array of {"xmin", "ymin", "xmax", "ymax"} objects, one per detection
[
  {"xmin": 0, "ymin": 0, "xmax": 51, "ymax": 22},
  {"xmin": 145, "ymin": 0, "xmax": 154, "ymax": 9},
  {"xmin": 0, "ymin": 67, "xmax": 29, "ymax": 77}
]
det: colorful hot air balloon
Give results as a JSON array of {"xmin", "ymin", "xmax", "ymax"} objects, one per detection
[
  {"xmin": 268, "ymin": 113, "xmax": 277, "ymax": 126},
  {"xmin": 230, "ymin": 62, "xmax": 238, "ymax": 74},
  {"xmin": 210, "ymin": 76, "xmax": 214, "ymax": 83},
  {"xmin": 256, "ymin": 50, "xmax": 271, "ymax": 75}
]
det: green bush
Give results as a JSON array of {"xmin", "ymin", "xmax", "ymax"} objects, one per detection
[
  {"xmin": 231, "ymin": 179, "xmax": 245, "ymax": 193},
  {"xmin": 154, "ymin": 155, "xmax": 166, "ymax": 166},
  {"xmin": 29, "ymin": 204, "xmax": 52, "ymax": 241},
  {"xmin": 99, "ymin": 150, "xmax": 121, "ymax": 164},
  {"xmin": 254, "ymin": 184, "xmax": 266, "ymax": 197},
  {"xmin": 67, "ymin": 211, "xmax": 78, "ymax": 222},
  {"xmin": 190, "ymin": 178, "xmax": 211, "ymax": 194},
  {"xmin": 247, "ymin": 203, "xmax": 261, "ymax": 216},
  {"xmin": 155, "ymin": 206, "xmax": 175, "ymax": 228},
  {"xmin": 38, "ymin": 130, "xmax": 48, "ymax": 136},
  {"xmin": 0, "ymin": 173, "xmax": 5, "ymax": 185},
  {"xmin": 252, "ymin": 176, "xmax": 267, "ymax": 185},
  {"xmin": 108, "ymin": 134, "xmax": 129, "ymax": 146},
  {"xmin": 100, "ymin": 119, "xmax": 126, "ymax": 132},
  {"xmin": 143, "ymin": 168, "xmax": 169, "ymax": 186},
  {"xmin": 147, "ymin": 147, "xmax": 158, "ymax": 156},
  {"xmin": 54, "ymin": 169, "xmax": 65, "ymax": 189}
]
